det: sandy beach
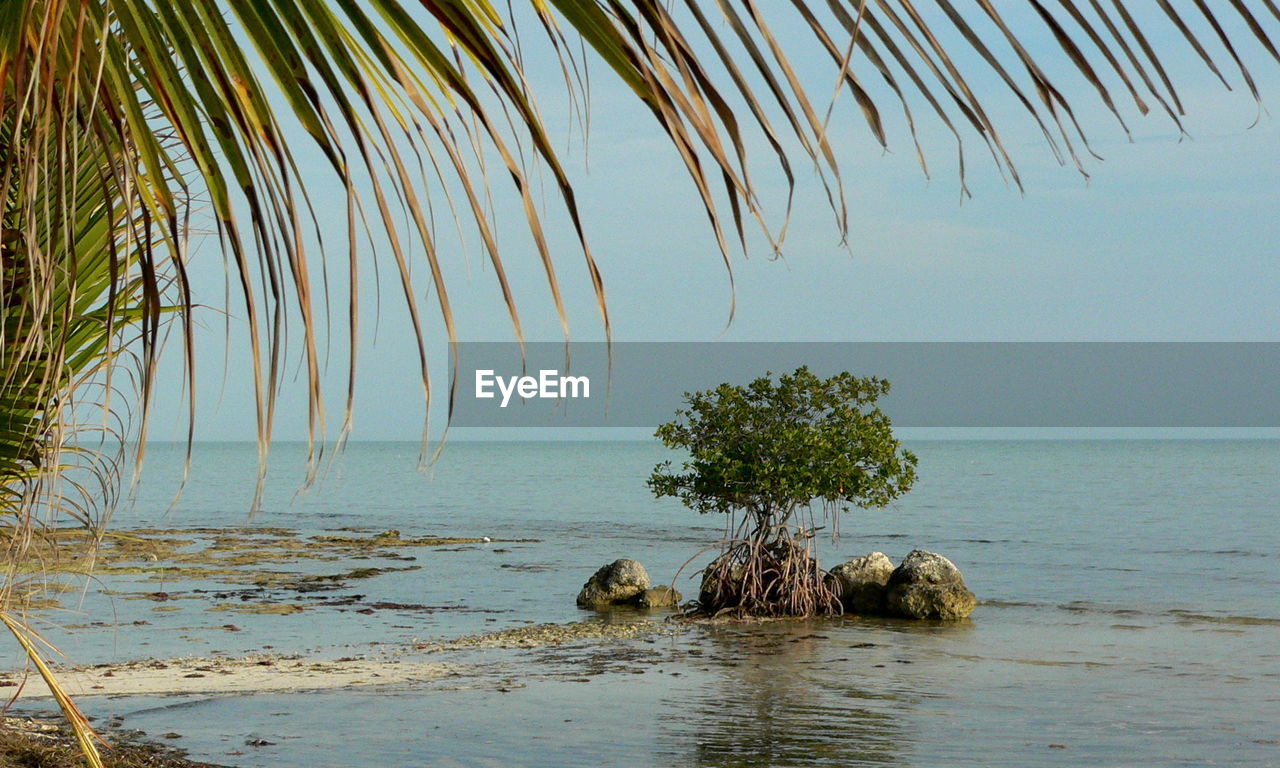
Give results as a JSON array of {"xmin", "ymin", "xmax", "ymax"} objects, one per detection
[
  {"xmin": 2, "ymin": 653, "xmax": 456, "ymax": 701},
  {"xmin": 3, "ymin": 617, "xmax": 675, "ymax": 701}
]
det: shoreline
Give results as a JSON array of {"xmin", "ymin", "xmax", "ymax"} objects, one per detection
[
  {"xmin": 0, "ymin": 618, "xmax": 683, "ymax": 768},
  {"xmin": 3, "ymin": 653, "xmax": 456, "ymax": 701},
  {"xmin": 3, "ymin": 617, "xmax": 677, "ymax": 701}
]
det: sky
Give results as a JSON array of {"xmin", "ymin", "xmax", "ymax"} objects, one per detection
[{"xmin": 143, "ymin": 4, "xmax": 1280, "ymax": 443}]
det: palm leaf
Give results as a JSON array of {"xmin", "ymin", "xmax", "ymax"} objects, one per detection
[
  {"xmin": 10, "ymin": 0, "xmax": 1280, "ymax": 497},
  {"xmin": 3, "ymin": 2, "xmax": 1279, "ymax": 760},
  {"xmin": 1, "ymin": 612, "xmax": 106, "ymax": 768}
]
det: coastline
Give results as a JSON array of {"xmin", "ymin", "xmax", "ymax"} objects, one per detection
[
  {"xmin": 3, "ymin": 441, "xmax": 1278, "ymax": 767},
  {"xmin": 3, "ymin": 653, "xmax": 455, "ymax": 701},
  {"xmin": 3, "ymin": 617, "xmax": 675, "ymax": 701}
]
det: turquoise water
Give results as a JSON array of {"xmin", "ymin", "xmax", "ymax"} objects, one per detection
[{"xmin": 12, "ymin": 440, "xmax": 1280, "ymax": 766}]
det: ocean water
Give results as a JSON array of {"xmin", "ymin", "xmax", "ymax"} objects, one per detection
[{"xmin": 11, "ymin": 440, "xmax": 1280, "ymax": 767}]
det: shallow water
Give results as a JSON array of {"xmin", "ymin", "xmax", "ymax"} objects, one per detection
[{"xmin": 11, "ymin": 440, "xmax": 1280, "ymax": 766}]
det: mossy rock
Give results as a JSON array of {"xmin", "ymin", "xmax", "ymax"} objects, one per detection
[
  {"xmin": 636, "ymin": 585, "xmax": 682, "ymax": 608},
  {"xmin": 576, "ymin": 559, "xmax": 650, "ymax": 609},
  {"xmin": 884, "ymin": 550, "xmax": 976, "ymax": 620},
  {"xmin": 828, "ymin": 552, "xmax": 894, "ymax": 616}
]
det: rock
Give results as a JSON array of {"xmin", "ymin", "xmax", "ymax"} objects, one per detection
[
  {"xmin": 885, "ymin": 550, "xmax": 976, "ymax": 620},
  {"xmin": 698, "ymin": 562, "xmax": 744, "ymax": 610},
  {"xmin": 828, "ymin": 552, "xmax": 894, "ymax": 615},
  {"xmin": 637, "ymin": 585, "xmax": 683, "ymax": 608},
  {"xmin": 576, "ymin": 559, "xmax": 650, "ymax": 609}
]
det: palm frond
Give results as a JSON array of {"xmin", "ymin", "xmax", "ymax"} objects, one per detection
[
  {"xmin": 1, "ymin": 611, "xmax": 105, "ymax": 768},
  {"xmin": 12, "ymin": 1, "xmax": 1280, "ymax": 496},
  {"xmin": 4, "ymin": 0, "xmax": 1278, "ymax": 759}
]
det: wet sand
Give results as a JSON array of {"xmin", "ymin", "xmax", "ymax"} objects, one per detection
[
  {"xmin": 3, "ymin": 618, "xmax": 673, "ymax": 701},
  {"xmin": 3, "ymin": 653, "xmax": 456, "ymax": 700}
]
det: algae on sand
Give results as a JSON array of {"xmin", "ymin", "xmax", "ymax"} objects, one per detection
[
  {"xmin": 1, "ymin": 715, "xmax": 229, "ymax": 768},
  {"xmin": 3, "ymin": 526, "xmax": 535, "ymax": 614}
]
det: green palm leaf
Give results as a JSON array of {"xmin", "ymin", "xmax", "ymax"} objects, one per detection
[
  {"xmin": 9, "ymin": 1, "xmax": 1279, "ymax": 497},
  {"xmin": 5, "ymin": 0, "xmax": 1279, "ymax": 757}
]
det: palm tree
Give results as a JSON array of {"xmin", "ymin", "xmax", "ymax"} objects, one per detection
[{"xmin": 2, "ymin": 2, "xmax": 1277, "ymax": 762}]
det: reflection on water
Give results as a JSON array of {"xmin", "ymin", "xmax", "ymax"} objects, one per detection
[
  {"xmin": 662, "ymin": 622, "xmax": 910, "ymax": 768},
  {"xmin": 11, "ymin": 440, "xmax": 1280, "ymax": 766},
  {"xmin": 22, "ymin": 609, "xmax": 1280, "ymax": 768}
]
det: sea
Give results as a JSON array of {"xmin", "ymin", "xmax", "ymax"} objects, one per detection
[{"xmin": 8, "ymin": 440, "xmax": 1280, "ymax": 767}]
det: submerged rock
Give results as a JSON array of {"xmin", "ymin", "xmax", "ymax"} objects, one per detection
[
  {"xmin": 828, "ymin": 552, "xmax": 894, "ymax": 615},
  {"xmin": 637, "ymin": 585, "xmax": 683, "ymax": 608},
  {"xmin": 885, "ymin": 549, "xmax": 976, "ymax": 620},
  {"xmin": 576, "ymin": 559, "xmax": 651, "ymax": 609}
]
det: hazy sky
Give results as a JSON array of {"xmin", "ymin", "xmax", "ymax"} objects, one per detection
[{"xmin": 145, "ymin": 5, "xmax": 1280, "ymax": 442}]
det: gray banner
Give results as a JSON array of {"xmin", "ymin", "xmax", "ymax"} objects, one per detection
[{"xmin": 448, "ymin": 342, "xmax": 1280, "ymax": 427}]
